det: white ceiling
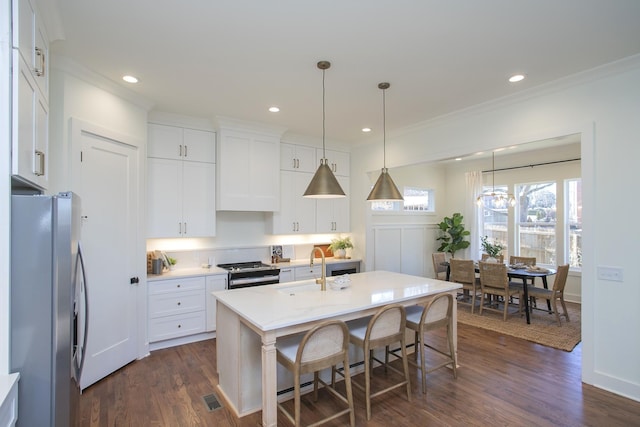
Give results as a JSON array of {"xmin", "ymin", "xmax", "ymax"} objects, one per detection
[{"xmin": 44, "ymin": 0, "xmax": 640, "ymax": 146}]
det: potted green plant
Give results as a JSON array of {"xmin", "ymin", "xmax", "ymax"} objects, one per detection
[
  {"xmin": 480, "ymin": 235, "xmax": 504, "ymax": 261},
  {"xmin": 436, "ymin": 213, "xmax": 470, "ymax": 258},
  {"xmin": 328, "ymin": 236, "xmax": 353, "ymax": 259}
]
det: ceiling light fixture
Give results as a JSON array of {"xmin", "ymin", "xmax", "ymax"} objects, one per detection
[
  {"xmin": 509, "ymin": 74, "xmax": 525, "ymax": 83},
  {"xmin": 303, "ymin": 61, "xmax": 346, "ymax": 198},
  {"xmin": 362, "ymin": 127, "xmax": 371, "ymax": 133},
  {"xmin": 476, "ymin": 152, "xmax": 516, "ymax": 208},
  {"xmin": 122, "ymin": 75, "xmax": 138, "ymax": 83},
  {"xmin": 367, "ymin": 82, "xmax": 403, "ymax": 202},
  {"xmin": 268, "ymin": 106, "xmax": 280, "ymax": 112}
]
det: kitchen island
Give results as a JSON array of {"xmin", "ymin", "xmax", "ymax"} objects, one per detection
[{"xmin": 213, "ymin": 270, "xmax": 461, "ymax": 427}]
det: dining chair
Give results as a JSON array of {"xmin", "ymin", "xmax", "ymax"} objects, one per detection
[
  {"xmin": 525, "ymin": 264, "xmax": 570, "ymax": 326},
  {"xmin": 481, "ymin": 253, "xmax": 504, "ymax": 264},
  {"xmin": 449, "ymin": 258, "xmax": 480, "ymax": 313},
  {"xmin": 344, "ymin": 304, "xmax": 411, "ymax": 420},
  {"xmin": 509, "ymin": 255, "xmax": 537, "ymax": 284},
  {"xmin": 478, "ymin": 262, "xmax": 522, "ymax": 321},
  {"xmin": 432, "ymin": 252, "xmax": 448, "ymax": 280},
  {"xmin": 402, "ymin": 293, "xmax": 457, "ymax": 394},
  {"xmin": 276, "ymin": 320, "xmax": 355, "ymax": 427}
]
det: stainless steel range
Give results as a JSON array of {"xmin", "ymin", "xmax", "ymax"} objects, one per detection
[{"xmin": 217, "ymin": 261, "xmax": 280, "ymax": 289}]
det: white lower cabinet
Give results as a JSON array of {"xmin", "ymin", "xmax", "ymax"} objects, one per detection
[
  {"xmin": 278, "ymin": 267, "xmax": 294, "ymax": 283},
  {"xmin": 206, "ymin": 274, "xmax": 227, "ymax": 332},
  {"xmin": 148, "ymin": 277, "xmax": 206, "ymax": 343}
]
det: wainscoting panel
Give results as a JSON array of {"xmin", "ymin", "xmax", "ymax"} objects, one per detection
[{"xmin": 372, "ymin": 224, "xmax": 440, "ymax": 277}]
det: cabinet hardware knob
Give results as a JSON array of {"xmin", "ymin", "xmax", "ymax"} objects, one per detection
[
  {"xmin": 178, "ymin": 324, "xmax": 181, "ymax": 328},
  {"xmin": 177, "ymin": 302, "xmax": 181, "ymax": 306}
]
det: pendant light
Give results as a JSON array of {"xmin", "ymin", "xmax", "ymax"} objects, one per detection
[
  {"xmin": 476, "ymin": 152, "xmax": 516, "ymax": 208},
  {"xmin": 367, "ymin": 82, "xmax": 403, "ymax": 201},
  {"xmin": 303, "ymin": 61, "xmax": 346, "ymax": 198}
]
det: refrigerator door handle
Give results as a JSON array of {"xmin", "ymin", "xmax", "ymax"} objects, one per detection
[{"xmin": 76, "ymin": 242, "xmax": 89, "ymax": 390}]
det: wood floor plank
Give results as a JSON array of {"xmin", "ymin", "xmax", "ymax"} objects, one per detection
[{"xmin": 78, "ymin": 321, "xmax": 640, "ymax": 426}]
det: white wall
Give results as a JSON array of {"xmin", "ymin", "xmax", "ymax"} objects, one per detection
[
  {"xmin": 352, "ymin": 56, "xmax": 640, "ymax": 401},
  {"xmin": 49, "ymin": 56, "xmax": 151, "ymax": 359}
]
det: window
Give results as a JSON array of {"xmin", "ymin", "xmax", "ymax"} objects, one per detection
[
  {"xmin": 370, "ymin": 187, "xmax": 434, "ymax": 212},
  {"xmin": 480, "ymin": 185, "xmax": 509, "ymax": 254},
  {"xmin": 565, "ymin": 179, "xmax": 582, "ymax": 268},
  {"xmin": 402, "ymin": 187, "xmax": 434, "ymax": 212},
  {"xmin": 515, "ymin": 181, "xmax": 557, "ymax": 264}
]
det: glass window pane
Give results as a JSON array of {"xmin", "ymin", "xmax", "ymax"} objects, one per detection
[
  {"xmin": 403, "ymin": 187, "xmax": 434, "ymax": 212},
  {"xmin": 516, "ymin": 182, "xmax": 556, "ymax": 264},
  {"xmin": 481, "ymin": 185, "xmax": 509, "ymax": 254},
  {"xmin": 566, "ymin": 179, "xmax": 582, "ymax": 268}
]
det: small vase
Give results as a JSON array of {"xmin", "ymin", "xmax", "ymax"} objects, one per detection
[
  {"xmin": 334, "ymin": 249, "xmax": 346, "ymax": 259},
  {"xmin": 485, "ymin": 256, "xmax": 498, "ymax": 263}
]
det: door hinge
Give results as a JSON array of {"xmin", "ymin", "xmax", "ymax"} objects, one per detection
[{"xmin": 130, "ymin": 277, "xmax": 140, "ymax": 284}]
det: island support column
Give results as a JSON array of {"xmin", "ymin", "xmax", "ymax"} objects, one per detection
[{"xmin": 261, "ymin": 330, "xmax": 278, "ymax": 427}]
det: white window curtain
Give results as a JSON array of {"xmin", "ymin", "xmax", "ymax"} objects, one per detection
[{"xmin": 465, "ymin": 171, "xmax": 483, "ymax": 260}]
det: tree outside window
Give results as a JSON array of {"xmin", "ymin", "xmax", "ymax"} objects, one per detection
[{"xmin": 516, "ymin": 182, "xmax": 557, "ymax": 264}]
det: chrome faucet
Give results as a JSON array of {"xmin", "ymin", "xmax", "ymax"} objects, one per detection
[{"xmin": 310, "ymin": 247, "xmax": 327, "ymax": 291}]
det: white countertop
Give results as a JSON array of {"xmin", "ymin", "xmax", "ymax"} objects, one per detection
[
  {"xmin": 213, "ymin": 270, "xmax": 461, "ymax": 332},
  {"xmin": 147, "ymin": 258, "xmax": 361, "ymax": 281}
]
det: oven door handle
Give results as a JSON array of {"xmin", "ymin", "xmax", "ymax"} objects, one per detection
[{"xmin": 230, "ymin": 275, "xmax": 280, "ymax": 287}]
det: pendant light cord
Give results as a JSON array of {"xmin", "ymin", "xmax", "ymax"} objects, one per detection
[
  {"xmin": 322, "ymin": 67, "xmax": 326, "ymax": 159},
  {"xmin": 382, "ymin": 87, "xmax": 387, "ymax": 169}
]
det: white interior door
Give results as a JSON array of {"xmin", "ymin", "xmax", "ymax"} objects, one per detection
[{"xmin": 77, "ymin": 127, "xmax": 139, "ymax": 390}]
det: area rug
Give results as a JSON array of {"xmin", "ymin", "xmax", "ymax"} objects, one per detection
[{"xmin": 456, "ymin": 301, "xmax": 581, "ymax": 352}]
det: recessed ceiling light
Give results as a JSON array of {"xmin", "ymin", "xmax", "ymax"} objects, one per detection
[
  {"xmin": 362, "ymin": 127, "xmax": 371, "ymax": 132},
  {"xmin": 122, "ymin": 75, "xmax": 138, "ymax": 83},
  {"xmin": 509, "ymin": 74, "xmax": 525, "ymax": 83},
  {"xmin": 269, "ymin": 106, "xmax": 280, "ymax": 113},
  {"xmin": 455, "ymin": 157, "xmax": 462, "ymax": 161}
]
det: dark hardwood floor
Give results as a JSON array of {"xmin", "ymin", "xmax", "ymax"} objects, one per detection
[{"xmin": 78, "ymin": 321, "xmax": 640, "ymax": 426}]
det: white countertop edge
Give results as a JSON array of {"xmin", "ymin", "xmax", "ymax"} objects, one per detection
[{"xmin": 213, "ymin": 270, "xmax": 461, "ymax": 332}]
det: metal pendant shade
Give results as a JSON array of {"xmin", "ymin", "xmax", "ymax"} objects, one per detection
[
  {"xmin": 367, "ymin": 82, "xmax": 403, "ymax": 201},
  {"xmin": 303, "ymin": 61, "xmax": 346, "ymax": 198}
]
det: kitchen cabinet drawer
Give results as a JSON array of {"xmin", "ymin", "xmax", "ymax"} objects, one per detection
[
  {"xmin": 294, "ymin": 265, "xmax": 322, "ymax": 281},
  {"xmin": 148, "ymin": 123, "xmax": 215, "ymax": 163},
  {"xmin": 149, "ymin": 290, "xmax": 206, "ymax": 318},
  {"xmin": 149, "ymin": 311, "xmax": 206, "ymax": 342},
  {"xmin": 149, "ymin": 276, "xmax": 205, "ymax": 294},
  {"xmin": 280, "ymin": 142, "xmax": 316, "ymax": 172}
]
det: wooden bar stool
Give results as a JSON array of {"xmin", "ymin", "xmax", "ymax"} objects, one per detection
[
  {"xmin": 276, "ymin": 320, "xmax": 355, "ymax": 427},
  {"xmin": 344, "ymin": 304, "xmax": 411, "ymax": 420},
  {"xmin": 403, "ymin": 293, "xmax": 457, "ymax": 394}
]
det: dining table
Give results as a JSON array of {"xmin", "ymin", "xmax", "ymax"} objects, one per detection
[{"xmin": 444, "ymin": 262, "xmax": 557, "ymax": 324}]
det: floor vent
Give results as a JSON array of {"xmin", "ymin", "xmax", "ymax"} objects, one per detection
[{"xmin": 202, "ymin": 393, "xmax": 223, "ymax": 412}]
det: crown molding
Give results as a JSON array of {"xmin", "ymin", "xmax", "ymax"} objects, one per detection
[{"xmin": 51, "ymin": 55, "xmax": 155, "ymax": 111}]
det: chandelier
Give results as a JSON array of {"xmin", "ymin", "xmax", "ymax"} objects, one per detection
[{"xmin": 476, "ymin": 152, "xmax": 516, "ymax": 208}]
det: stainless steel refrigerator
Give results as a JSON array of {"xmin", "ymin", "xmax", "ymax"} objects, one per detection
[{"xmin": 10, "ymin": 192, "xmax": 88, "ymax": 426}]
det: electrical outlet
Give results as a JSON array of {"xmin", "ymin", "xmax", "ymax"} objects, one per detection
[{"xmin": 597, "ymin": 266, "xmax": 623, "ymax": 282}]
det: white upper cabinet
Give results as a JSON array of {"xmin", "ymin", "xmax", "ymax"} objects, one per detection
[
  {"xmin": 316, "ymin": 148, "xmax": 349, "ymax": 177},
  {"xmin": 147, "ymin": 124, "xmax": 216, "ymax": 238},
  {"xmin": 12, "ymin": 52, "xmax": 49, "ymax": 189},
  {"xmin": 215, "ymin": 118, "xmax": 285, "ymax": 212},
  {"xmin": 13, "ymin": 0, "xmax": 49, "ymax": 101},
  {"xmin": 280, "ymin": 143, "xmax": 316, "ymax": 173},
  {"xmin": 148, "ymin": 123, "xmax": 215, "ymax": 163},
  {"xmin": 316, "ymin": 176, "xmax": 350, "ymax": 233},
  {"xmin": 271, "ymin": 171, "xmax": 316, "ymax": 234}
]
